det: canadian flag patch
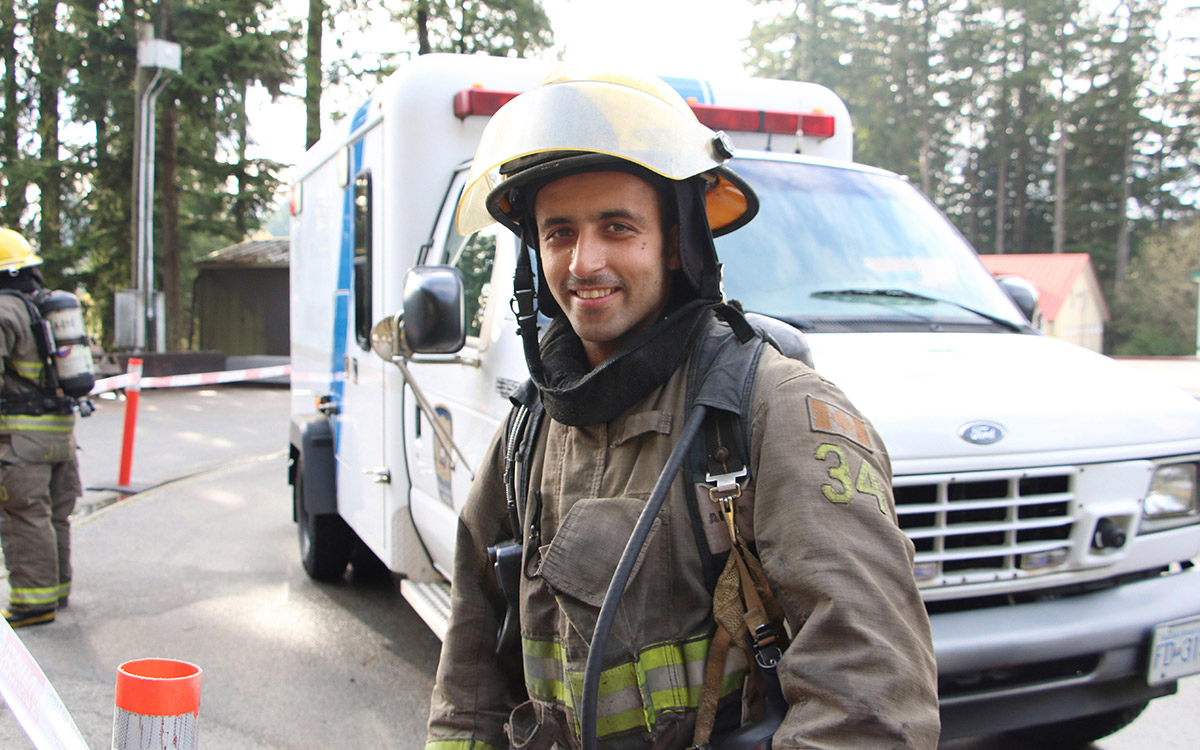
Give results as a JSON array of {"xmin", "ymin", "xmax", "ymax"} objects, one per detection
[{"xmin": 807, "ymin": 395, "xmax": 874, "ymax": 451}]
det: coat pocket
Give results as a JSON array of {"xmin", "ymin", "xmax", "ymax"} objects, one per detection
[
  {"xmin": 507, "ymin": 699, "xmax": 560, "ymax": 750},
  {"xmin": 537, "ymin": 495, "xmax": 662, "ymax": 608},
  {"xmin": 8, "ymin": 432, "xmax": 74, "ymax": 464}
]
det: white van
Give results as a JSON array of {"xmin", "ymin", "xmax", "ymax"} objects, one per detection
[{"xmin": 288, "ymin": 53, "xmax": 1200, "ymax": 744}]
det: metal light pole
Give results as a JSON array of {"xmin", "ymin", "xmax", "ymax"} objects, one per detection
[
  {"xmin": 1192, "ymin": 270, "xmax": 1200, "ymax": 358},
  {"xmin": 133, "ymin": 27, "xmax": 181, "ymax": 353}
]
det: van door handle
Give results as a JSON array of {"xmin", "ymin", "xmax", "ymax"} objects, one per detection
[{"xmin": 363, "ymin": 467, "xmax": 391, "ymax": 484}]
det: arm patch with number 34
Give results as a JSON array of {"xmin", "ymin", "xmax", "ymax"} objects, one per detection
[{"xmin": 814, "ymin": 442, "xmax": 888, "ymax": 513}]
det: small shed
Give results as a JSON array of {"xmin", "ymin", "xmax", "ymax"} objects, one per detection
[
  {"xmin": 979, "ymin": 253, "xmax": 1109, "ymax": 352},
  {"xmin": 193, "ymin": 238, "xmax": 290, "ymax": 359}
]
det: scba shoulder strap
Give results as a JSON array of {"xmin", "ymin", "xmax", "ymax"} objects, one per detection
[
  {"xmin": 494, "ymin": 305, "xmax": 811, "ymax": 747},
  {"xmin": 684, "ymin": 304, "xmax": 814, "ymax": 750},
  {"xmin": 0, "ymin": 289, "xmax": 60, "ymax": 396},
  {"xmin": 489, "ymin": 379, "xmax": 544, "ymax": 655}
]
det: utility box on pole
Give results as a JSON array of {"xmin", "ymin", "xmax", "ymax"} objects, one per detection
[
  {"xmin": 125, "ymin": 24, "xmax": 180, "ymax": 353},
  {"xmin": 113, "ymin": 289, "xmax": 165, "ymax": 351}
]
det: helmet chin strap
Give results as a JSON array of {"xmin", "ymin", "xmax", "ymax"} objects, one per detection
[{"xmin": 513, "ymin": 236, "xmax": 546, "ymax": 384}]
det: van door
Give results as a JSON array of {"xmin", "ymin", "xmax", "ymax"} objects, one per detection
[
  {"xmin": 333, "ymin": 145, "xmax": 388, "ymax": 555},
  {"xmin": 402, "ymin": 171, "xmax": 527, "ymax": 577}
]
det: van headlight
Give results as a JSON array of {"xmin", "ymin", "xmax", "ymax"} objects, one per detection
[{"xmin": 1140, "ymin": 463, "xmax": 1199, "ymax": 533}]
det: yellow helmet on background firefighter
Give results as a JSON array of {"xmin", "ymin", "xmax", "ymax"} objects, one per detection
[{"xmin": 0, "ymin": 228, "xmax": 44, "ymax": 274}]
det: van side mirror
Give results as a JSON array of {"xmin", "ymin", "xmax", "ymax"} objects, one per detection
[
  {"xmin": 996, "ymin": 275, "xmax": 1043, "ymax": 330},
  {"xmin": 370, "ymin": 266, "xmax": 466, "ymax": 362}
]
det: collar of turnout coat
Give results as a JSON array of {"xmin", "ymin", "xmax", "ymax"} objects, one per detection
[{"xmin": 533, "ymin": 298, "xmax": 711, "ymax": 427}]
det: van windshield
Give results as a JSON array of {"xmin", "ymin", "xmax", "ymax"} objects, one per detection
[{"xmin": 716, "ymin": 157, "xmax": 1027, "ymax": 332}]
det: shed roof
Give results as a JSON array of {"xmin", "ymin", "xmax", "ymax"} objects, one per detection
[
  {"xmin": 196, "ymin": 238, "xmax": 290, "ymax": 268},
  {"xmin": 978, "ymin": 253, "xmax": 1108, "ymax": 321}
]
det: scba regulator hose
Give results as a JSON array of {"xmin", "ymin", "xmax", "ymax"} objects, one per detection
[{"xmin": 580, "ymin": 405, "xmax": 709, "ymax": 750}]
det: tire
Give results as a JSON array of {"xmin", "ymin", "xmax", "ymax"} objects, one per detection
[
  {"xmin": 1002, "ymin": 702, "xmax": 1148, "ymax": 748},
  {"xmin": 295, "ymin": 459, "xmax": 353, "ymax": 581},
  {"xmin": 350, "ymin": 541, "xmax": 392, "ymax": 583}
]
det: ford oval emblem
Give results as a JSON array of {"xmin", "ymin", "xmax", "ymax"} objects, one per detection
[{"xmin": 959, "ymin": 421, "xmax": 1006, "ymax": 445}]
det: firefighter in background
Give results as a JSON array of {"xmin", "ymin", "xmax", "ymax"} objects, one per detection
[{"xmin": 0, "ymin": 228, "xmax": 82, "ymax": 628}]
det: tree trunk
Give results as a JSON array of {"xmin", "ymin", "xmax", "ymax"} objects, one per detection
[
  {"xmin": 416, "ymin": 0, "xmax": 431, "ymax": 54},
  {"xmin": 1051, "ymin": 18, "xmax": 1068, "ymax": 255},
  {"xmin": 805, "ymin": 0, "xmax": 820, "ymax": 81},
  {"xmin": 966, "ymin": 141, "xmax": 979, "ymax": 243},
  {"xmin": 34, "ymin": 0, "xmax": 61, "ymax": 260},
  {"xmin": 918, "ymin": 0, "xmax": 934, "ymax": 196},
  {"xmin": 1052, "ymin": 68, "xmax": 1067, "ymax": 253},
  {"xmin": 1114, "ymin": 128, "xmax": 1133, "ymax": 294},
  {"xmin": 1053, "ymin": 124, "xmax": 1067, "ymax": 253},
  {"xmin": 0, "ymin": 0, "xmax": 22, "ymax": 227},
  {"xmin": 235, "ymin": 79, "xmax": 249, "ymax": 238},
  {"xmin": 1011, "ymin": 39, "xmax": 1031, "ymax": 253},
  {"xmin": 994, "ymin": 30, "xmax": 1011, "ymax": 256},
  {"xmin": 995, "ymin": 96, "xmax": 1008, "ymax": 255},
  {"xmin": 304, "ymin": 0, "xmax": 323, "ymax": 148}
]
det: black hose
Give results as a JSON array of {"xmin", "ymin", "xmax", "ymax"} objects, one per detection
[{"xmin": 580, "ymin": 404, "xmax": 709, "ymax": 750}]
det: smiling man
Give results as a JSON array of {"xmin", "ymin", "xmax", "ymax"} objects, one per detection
[
  {"xmin": 426, "ymin": 69, "xmax": 940, "ymax": 750},
  {"xmin": 536, "ymin": 170, "xmax": 679, "ymax": 367}
]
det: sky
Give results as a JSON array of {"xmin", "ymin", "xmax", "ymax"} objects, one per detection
[
  {"xmin": 247, "ymin": 0, "xmax": 1197, "ymax": 171},
  {"xmin": 539, "ymin": 0, "xmax": 757, "ymax": 78},
  {"xmin": 246, "ymin": 0, "xmax": 760, "ymax": 168}
]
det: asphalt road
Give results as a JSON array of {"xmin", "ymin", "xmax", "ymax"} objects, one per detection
[
  {"xmin": 0, "ymin": 383, "xmax": 1196, "ymax": 748},
  {"xmin": 0, "ymin": 385, "xmax": 442, "ymax": 748}
]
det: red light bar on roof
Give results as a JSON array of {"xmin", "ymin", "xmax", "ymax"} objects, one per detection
[
  {"xmin": 454, "ymin": 87, "xmax": 520, "ymax": 119},
  {"xmin": 800, "ymin": 112, "xmax": 837, "ymax": 139},
  {"xmin": 452, "ymin": 87, "xmax": 836, "ymax": 140},
  {"xmin": 690, "ymin": 103, "xmax": 798, "ymax": 134},
  {"xmin": 691, "ymin": 103, "xmax": 836, "ymax": 139}
]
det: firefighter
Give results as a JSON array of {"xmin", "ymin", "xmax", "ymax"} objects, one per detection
[
  {"xmin": 425, "ymin": 71, "xmax": 940, "ymax": 748},
  {"xmin": 0, "ymin": 227, "xmax": 82, "ymax": 627}
]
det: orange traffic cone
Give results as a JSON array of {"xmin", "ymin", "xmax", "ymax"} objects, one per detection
[{"xmin": 112, "ymin": 658, "xmax": 202, "ymax": 749}]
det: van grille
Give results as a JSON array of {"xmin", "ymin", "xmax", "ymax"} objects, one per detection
[{"xmin": 894, "ymin": 468, "xmax": 1075, "ymax": 588}]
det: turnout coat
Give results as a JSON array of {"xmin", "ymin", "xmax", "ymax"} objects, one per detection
[{"xmin": 427, "ymin": 333, "xmax": 940, "ymax": 750}]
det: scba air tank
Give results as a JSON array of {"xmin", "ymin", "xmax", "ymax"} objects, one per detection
[{"xmin": 39, "ymin": 290, "xmax": 95, "ymax": 398}]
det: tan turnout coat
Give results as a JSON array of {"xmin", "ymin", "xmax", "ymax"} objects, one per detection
[
  {"xmin": 0, "ymin": 292, "xmax": 80, "ymax": 613},
  {"xmin": 427, "ymin": 342, "xmax": 940, "ymax": 750}
]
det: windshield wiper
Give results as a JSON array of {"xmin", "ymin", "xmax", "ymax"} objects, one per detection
[{"xmin": 811, "ymin": 288, "xmax": 1029, "ymax": 333}]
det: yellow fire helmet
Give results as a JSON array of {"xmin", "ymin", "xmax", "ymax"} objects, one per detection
[
  {"xmin": 455, "ymin": 67, "xmax": 757, "ymax": 239},
  {"xmin": 0, "ymin": 228, "xmax": 43, "ymax": 274}
]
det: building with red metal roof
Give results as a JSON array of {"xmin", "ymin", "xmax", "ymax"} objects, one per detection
[{"xmin": 979, "ymin": 253, "xmax": 1109, "ymax": 352}]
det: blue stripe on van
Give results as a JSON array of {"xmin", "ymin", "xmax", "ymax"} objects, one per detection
[
  {"xmin": 331, "ymin": 99, "xmax": 373, "ymax": 449},
  {"xmin": 662, "ymin": 76, "xmax": 714, "ymax": 105}
]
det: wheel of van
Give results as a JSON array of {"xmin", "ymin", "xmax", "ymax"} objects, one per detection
[
  {"xmin": 1002, "ymin": 702, "xmax": 1148, "ymax": 748},
  {"xmin": 294, "ymin": 459, "xmax": 353, "ymax": 581},
  {"xmin": 350, "ymin": 541, "xmax": 391, "ymax": 583}
]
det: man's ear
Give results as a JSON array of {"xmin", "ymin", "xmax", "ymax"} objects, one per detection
[{"xmin": 667, "ymin": 225, "xmax": 681, "ymax": 270}]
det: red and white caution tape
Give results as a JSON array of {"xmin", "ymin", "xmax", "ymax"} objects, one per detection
[
  {"xmin": 0, "ymin": 619, "xmax": 89, "ymax": 750},
  {"xmin": 92, "ymin": 359, "xmax": 292, "ymax": 487},
  {"xmin": 91, "ymin": 364, "xmax": 291, "ymax": 395}
]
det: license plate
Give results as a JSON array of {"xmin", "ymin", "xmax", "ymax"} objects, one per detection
[{"xmin": 1147, "ymin": 615, "xmax": 1200, "ymax": 686}]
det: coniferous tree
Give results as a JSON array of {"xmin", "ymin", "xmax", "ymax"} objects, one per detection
[
  {"xmin": 743, "ymin": 0, "xmax": 1196, "ymax": 352},
  {"xmin": 0, "ymin": 0, "xmax": 29, "ymax": 230},
  {"xmin": 409, "ymin": 0, "xmax": 553, "ymax": 56}
]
